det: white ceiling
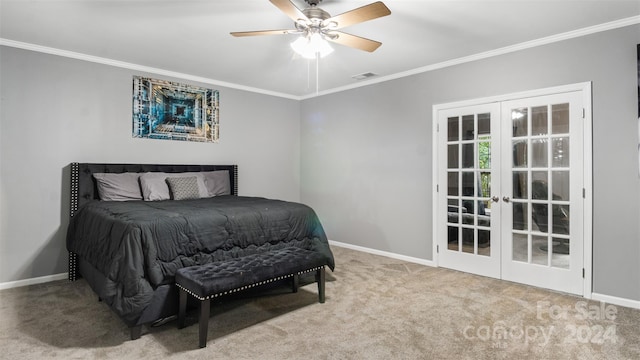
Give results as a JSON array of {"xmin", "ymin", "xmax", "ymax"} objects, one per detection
[{"xmin": 1, "ymin": 0, "xmax": 639, "ymax": 98}]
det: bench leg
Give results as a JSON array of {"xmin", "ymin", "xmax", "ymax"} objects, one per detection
[
  {"xmin": 292, "ymin": 274, "xmax": 299, "ymax": 293},
  {"xmin": 130, "ymin": 325, "xmax": 142, "ymax": 340},
  {"xmin": 178, "ymin": 288, "xmax": 187, "ymax": 329},
  {"xmin": 199, "ymin": 299, "xmax": 210, "ymax": 348},
  {"xmin": 316, "ymin": 267, "xmax": 325, "ymax": 303}
]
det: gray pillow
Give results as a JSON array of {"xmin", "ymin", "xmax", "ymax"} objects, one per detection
[
  {"xmin": 139, "ymin": 172, "xmax": 208, "ymax": 201},
  {"xmin": 93, "ymin": 172, "xmax": 142, "ymax": 201},
  {"xmin": 201, "ymin": 170, "xmax": 231, "ymax": 196},
  {"xmin": 166, "ymin": 176, "xmax": 200, "ymax": 200}
]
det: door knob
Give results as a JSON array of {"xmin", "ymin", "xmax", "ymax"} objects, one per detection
[
  {"xmin": 491, "ymin": 196, "xmax": 499, "ymax": 203},
  {"xmin": 503, "ymin": 196, "xmax": 510, "ymax": 203}
]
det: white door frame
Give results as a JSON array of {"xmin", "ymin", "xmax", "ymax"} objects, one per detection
[{"xmin": 431, "ymin": 82, "xmax": 592, "ymax": 298}]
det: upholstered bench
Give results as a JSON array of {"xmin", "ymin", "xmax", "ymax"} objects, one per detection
[{"xmin": 176, "ymin": 247, "xmax": 328, "ymax": 348}]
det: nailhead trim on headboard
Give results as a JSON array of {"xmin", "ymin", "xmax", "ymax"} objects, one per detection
[
  {"xmin": 70, "ymin": 162, "xmax": 80, "ymax": 217},
  {"xmin": 233, "ymin": 165, "xmax": 239, "ymax": 196}
]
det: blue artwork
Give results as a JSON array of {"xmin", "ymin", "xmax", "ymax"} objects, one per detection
[{"xmin": 132, "ymin": 76, "xmax": 219, "ymax": 142}]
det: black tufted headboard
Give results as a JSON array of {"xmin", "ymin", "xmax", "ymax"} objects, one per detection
[{"xmin": 69, "ymin": 162, "xmax": 238, "ymax": 218}]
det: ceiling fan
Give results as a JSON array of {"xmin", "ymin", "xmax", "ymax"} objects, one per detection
[{"xmin": 230, "ymin": 0, "xmax": 391, "ymax": 55}]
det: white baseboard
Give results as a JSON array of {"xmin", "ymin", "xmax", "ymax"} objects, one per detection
[
  {"xmin": 591, "ymin": 292, "xmax": 640, "ymax": 310},
  {"xmin": 328, "ymin": 240, "xmax": 435, "ymax": 267},
  {"xmin": 0, "ymin": 273, "xmax": 68, "ymax": 290}
]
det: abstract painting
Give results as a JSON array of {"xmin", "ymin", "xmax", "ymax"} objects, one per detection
[{"xmin": 132, "ymin": 76, "xmax": 219, "ymax": 142}]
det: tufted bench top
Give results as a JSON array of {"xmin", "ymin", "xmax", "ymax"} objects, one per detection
[
  {"xmin": 175, "ymin": 247, "xmax": 327, "ymax": 301},
  {"xmin": 176, "ymin": 246, "xmax": 328, "ymax": 348}
]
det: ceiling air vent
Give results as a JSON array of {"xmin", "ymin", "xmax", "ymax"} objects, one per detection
[{"xmin": 352, "ymin": 72, "xmax": 378, "ymax": 80}]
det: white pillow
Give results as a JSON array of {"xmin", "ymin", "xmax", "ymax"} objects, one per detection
[
  {"xmin": 93, "ymin": 172, "xmax": 143, "ymax": 201},
  {"xmin": 139, "ymin": 172, "xmax": 208, "ymax": 201}
]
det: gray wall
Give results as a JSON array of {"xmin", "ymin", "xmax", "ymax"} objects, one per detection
[
  {"xmin": 0, "ymin": 47, "xmax": 301, "ymax": 283},
  {"xmin": 301, "ymin": 25, "xmax": 640, "ymax": 301},
  {"xmin": 2, "ymin": 24, "xmax": 639, "ymax": 303}
]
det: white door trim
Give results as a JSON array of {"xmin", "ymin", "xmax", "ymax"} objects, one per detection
[{"xmin": 432, "ymin": 82, "xmax": 592, "ymax": 298}]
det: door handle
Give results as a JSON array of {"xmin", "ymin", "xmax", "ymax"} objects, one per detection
[
  {"xmin": 502, "ymin": 196, "xmax": 510, "ymax": 203},
  {"xmin": 491, "ymin": 196, "xmax": 500, "ymax": 203}
]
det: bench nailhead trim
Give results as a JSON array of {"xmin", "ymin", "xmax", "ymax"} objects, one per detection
[
  {"xmin": 176, "ymin": 266, "xmax": 324, "ymax": 301},
  {"xmin": 68, "ymin": 252, "xmax": 77, "ymax": 281}
]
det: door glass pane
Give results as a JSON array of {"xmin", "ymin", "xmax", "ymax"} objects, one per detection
[
  {"xmin": 531, "ymin": 106, "xmax": 548, "ymax": 135},
  {"xmin": 552, "ymin": 205, "xmax": 570, "ymax": 235},
  {"xmin": 532, "ymin": 203, "xmax": 549, "ymax": 233},
  {"xmin": 513, "ymin": 140, "xmax": 528, "ymax": 167},
  {"xmin": 531, "ymin": 139, "xmax": 548, "ymax": 167},
  {"xmin": 448, "ymin": 117, "xmax": 459, "ymax": 141},
  {"xmin": 478, "ymin": 113, "xmax": 490, "ymax": 135},
  {"xmin": 462, "ymin": 144, "xmax": 474, "ymax": 168},
  {"xmin": 512, "ymin": 233, "xmax": 528, "ymax": 262},
  {"xmin": 480, "ymin": 172, "xmax": 491, "ymax": 197},
  {"xmin": 462, "ymin": 172, "xmax": 474, "ymax": 197},
  {"xmin": 448, "ymin": 144, "xmax": 459, "ymax": 169},
  {"xmin": 532, "ymin": 235, "xmax": 549, "ymax": 265},
  {"xmin": 448, "ymin": 172, "xmax": 459, "ymax": 196},
  {"xmin": 462, "ymin": 228, "xmax": 474, "ymax": 253},
  {"xmin": 478, "ymin": 199, "xmax": 490, "ymax": 218},
  {"xmin": 478, "ymin": 229, "xmax": 490, "ymax": 256},
  {"xmin": 448, "ymin": 226, "xmax": 459, "ymax": 251},
  {"xmin": 551, "ymin": 237, "xmax": 570, "ymax": 269},
  {"xmin": 531, "ymin": 172, "xmax": 548, "ymax": 200},
  {"xmin": 478, "ymin": 138, "xmax": 491, "ymax": 169},
  {"xmin": 551, "ymin": 103, "xmax": 570, "ymax": 134},
  {"xmin": 552, "ymin": 171, "xmax": 570, "ymax": 201},
  {"xmin": 512, "ymin": 108, "xmax": 528, "ymax": 137},
  {"xmin": 447, "ymin": 198, "xmax": 459, "ymax": 217},
  {"xmin": 513, "ymin": 202, "xmax": 528, "ymax": 230},
  {"xmin": 447, "ymin": 198, "xmax": 461, "ymax": 251},
  {"xmin": 512, "ymin": 172, "xmax": 528, "ymax": 199},
  {"xmin": 462, "ymin": 115, "xmax": 474, "ymax": 140},
  {"xmin": 462, "ymin": 204, "xmax": 474, "ymax": 225},
  {"xmin": 552, "ymin": 137, "xmax": 569, "ymax": 167}
]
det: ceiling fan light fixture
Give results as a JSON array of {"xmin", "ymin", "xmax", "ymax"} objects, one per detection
[
  {"xmin": 231, "ymin": 0, "xmax": 391, "ymax": 57},
  {"xmin": 290, "ymin": 32, "xmax": 334, "ymax": 59}
]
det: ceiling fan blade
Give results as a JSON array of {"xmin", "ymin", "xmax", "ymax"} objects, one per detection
[
  {"xmin": 323, "ymin": 1, "xmax": 391, "ymax": 30},
  {"xmin": 269, "ymin": 0, "xmax": 309, "ymax": 23},
  {"xmin": 230, "ymin": 29, "xmax": 296, "ymax": 37},
  {"xmin": 326, "ymin": 31, "xmax": 382, "ymax": 52}
]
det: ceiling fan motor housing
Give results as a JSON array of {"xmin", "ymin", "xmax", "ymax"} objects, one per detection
[{"xmin": 303, "ymin": 6, "xmax": 330, "ymax": 22}]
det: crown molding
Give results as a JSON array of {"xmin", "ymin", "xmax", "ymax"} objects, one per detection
[
  {"xmin": 0, "ymin": 38, "xmax": 301, "ymax": 101},
  {"xmin": 300, "ymin": 15, "xmax": 640, "ymax": 99},
  {"xmin": 2, "ymin": 14, "xmax": 638, "ymax": 101}
]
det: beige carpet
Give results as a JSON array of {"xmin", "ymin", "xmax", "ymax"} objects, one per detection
[{"xmin": 1, "ymin": 246, "xmax": 639, "ymax": 359}]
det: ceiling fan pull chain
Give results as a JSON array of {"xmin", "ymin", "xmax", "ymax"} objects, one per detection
[
  {"xmin": 307, "ymin": 58, "xmax": 311, "ymax": 90},
  {"xmin": 316, "ymin": 51, "xmax": 320, "ymax": 95}
]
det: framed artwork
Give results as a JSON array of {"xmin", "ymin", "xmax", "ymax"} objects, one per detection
[{"xmin": 132, "ymin": 76, "xmax": 219, "ymax": 142}]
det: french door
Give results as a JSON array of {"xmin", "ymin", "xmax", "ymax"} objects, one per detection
[
  {"xmin": 436, "ymin": 87, "xmax": 588, "ymax": 295},
  {"xmin": 437, "ymin": 103, "xmax": 502, "ymax": 279}
]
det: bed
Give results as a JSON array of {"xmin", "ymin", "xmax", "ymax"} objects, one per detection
[{"xmin": 65, "ymin": 163, "xmax": 335, "ymax": 338}]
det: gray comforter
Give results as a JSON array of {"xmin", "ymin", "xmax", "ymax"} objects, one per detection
[{"xmin": 66, "ymin": 196, "xmax": 334, "ymax": 322}]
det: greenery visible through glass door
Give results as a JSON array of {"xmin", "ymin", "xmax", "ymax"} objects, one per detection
[{"xmin": 478, "ymin": 136, "xmax": 491, "ymax": 199}]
